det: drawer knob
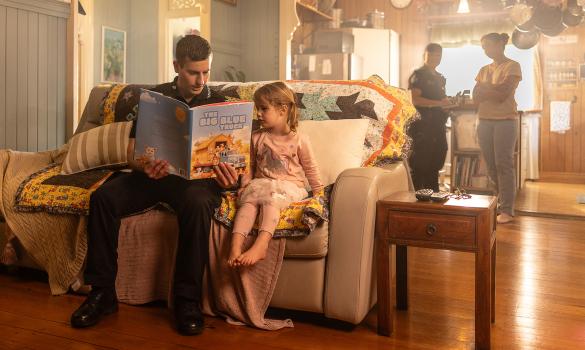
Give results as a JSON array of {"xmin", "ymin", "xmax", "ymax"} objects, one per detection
[{"xmin": 426, "ymin": 223, "xmax": 438, "ymax": 236}]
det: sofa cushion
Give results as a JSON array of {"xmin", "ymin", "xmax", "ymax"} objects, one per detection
[
  {"xmin": 61, "ymin": 122, "xmax": 132, "ymax": 175},
  {"xmin": 298, "ymin": 119, "xmax": 369, "ymax": 186},
  {"xmin": 284, "ymin": 221, "xmax": 328, "ymax": 258}
]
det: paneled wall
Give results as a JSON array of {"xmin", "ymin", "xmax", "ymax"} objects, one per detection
[
  {"xmin": 240, "ymin": 0, "xmax": 279, "ymax": 81},
  {"xmin": 0, "ymin": 0, "xmax": 69, "ymax": 152},
  {"xmin": 128, "ymin": 0, "xmax": 158, "ymax": 84},
  {"xmin": 210, "ymin": 0, "xmax": 242, "ymax": 81},
  {"xmin": 335, "ymin": 0, "xmax": 429, "ymax": 88},
  {"xmin": 210, "ymin": 0, "xmax": 279, "ymax": 82},
  {"xmin": 539, "ymin": 26, "xmax": 585, "ymax": 182}
]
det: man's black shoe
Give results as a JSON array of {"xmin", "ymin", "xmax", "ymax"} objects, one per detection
[
  {"xmin": 174, "ymin": 297, "xmax": 205, "ymax": 336},
  {"xmin": 71, "ymin": 287, "xmax": 118, "ymax": 328}
]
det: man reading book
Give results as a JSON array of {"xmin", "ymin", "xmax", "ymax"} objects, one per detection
[{"xmin": 70, "ymin": 35, "xmax": 238, "ymax": 336}]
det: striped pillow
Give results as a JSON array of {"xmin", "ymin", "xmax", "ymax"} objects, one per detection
[{"xmin": 61, "ymin": 122, "xmax": 132, "ymax": 175}]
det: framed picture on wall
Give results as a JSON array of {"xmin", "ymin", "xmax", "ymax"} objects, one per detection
[
  {"xmin": 101, "ymin": 26, "xmax": 126, "ymax": 83},
  {"xmin": 580, "ymin": 63, "xmax": 585, "ymax": 80}
]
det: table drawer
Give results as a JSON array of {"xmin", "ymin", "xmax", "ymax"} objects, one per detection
[{"xmin": 387, "ymin": 211, "xmax": 475, "ymax": 247}]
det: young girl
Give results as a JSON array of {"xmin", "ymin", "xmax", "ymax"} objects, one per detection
[{"xmin": 228, "ymin": 82, "xmax": 323, "ymax": 267}]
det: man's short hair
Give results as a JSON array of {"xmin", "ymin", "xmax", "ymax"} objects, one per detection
[
  {"xmin": 175, "ymin": 35, "xmax": 211, "ymax": 64},
  {"xmin": 425, "ymin": 43, "xmax": 442, "ymax": 53}
]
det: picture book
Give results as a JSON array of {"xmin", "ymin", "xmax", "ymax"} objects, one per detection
[{"xmin": 134, "ymin": 89, "xmax": 253, "ymax": 180}]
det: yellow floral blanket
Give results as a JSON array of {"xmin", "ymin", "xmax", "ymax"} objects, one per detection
[
  {"xmin": 14, "ymin": 164, "xmax": 113, "ymax": 215},
  {"xmin": 214, "ymin": 185, "xmax": 331, "ymax": 238},
  {"xmin": 14, "ymin": 162, "xmax": 330, "ymax": 238}
]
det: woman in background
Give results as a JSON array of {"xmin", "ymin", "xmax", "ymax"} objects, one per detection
[
  {"xmin": 407, "ymin": 43, "xmax": 454, "ymax": 191},
  {"xmin": 473, "ymin": 32, "xmax": 522, "ymax": 224}
]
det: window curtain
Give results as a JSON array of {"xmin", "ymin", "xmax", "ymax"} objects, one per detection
[{"xmin": 430, "ymin": 20, "xmax": 515, "ymax": 48}]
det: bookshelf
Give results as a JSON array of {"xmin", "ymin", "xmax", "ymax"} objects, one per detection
[{"xmin": 450, "ymin": 110, "xmax": 521, "ymax": 194}]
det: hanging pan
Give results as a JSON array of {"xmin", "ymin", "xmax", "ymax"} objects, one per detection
[
  {"xmin": 540, "ymin": 20, "xmax": 567, "ymax": 36},
  {"xmin": 511, "ymin": 28, "xmax": 541, "ymax": 49},
  {"xmin": 532, "ymin": 4, "xmax": 566, "ymax": 37},
  {"xmin": 563, "ymin": 0, "xmax": 584, "ymax": 27},
  {"xmin": 510, "ymin": 3, "xmax": 534, "ymax": 32},
  {"xmin": 533, "ymin": 4, "xmax": 563, "ymax": 31}
]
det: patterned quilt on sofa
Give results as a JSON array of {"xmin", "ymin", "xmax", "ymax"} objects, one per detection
[
  {"xmin": 95, "ymin": 76, "xmax": 418, "ymax": 166},
  {"xmin": 208, "ymin": 75, "xmax": 417, "ymax": 166},
  {"xmin": 13, "ymin": 77, "xmax": 416, "ymax": 237}
]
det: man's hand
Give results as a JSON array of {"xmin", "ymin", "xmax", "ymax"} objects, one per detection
[
  {"xmin": 144, "ymin": 159, "xmax": 170, "ymax": 180},
  {"xmin": 214, "ymin": 163, "xmax": 238, "ymax": 189},
  {"xmin": 438, "ymin": 97, "xmax": 456, "ymax": 109}
]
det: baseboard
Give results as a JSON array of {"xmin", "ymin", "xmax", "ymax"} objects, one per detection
[
  {"xmin": 516, "ymin": 209, "xmax": 585, "ymax": 221},
  {"xmin": 537, "ymin": 172, "xmax": 585, "ymax": 184}
]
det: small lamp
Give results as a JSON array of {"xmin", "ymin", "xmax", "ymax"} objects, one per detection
[{"xmin": 457, "ymin": 0, "xmax": 470, "ymax": 13}]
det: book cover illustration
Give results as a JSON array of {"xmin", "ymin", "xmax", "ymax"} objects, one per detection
[
  {"xmin": 134, "ymin": 89, "xmax": 253, "ymax": 180},
  {"xmin": 189, "ymin": 103, "xmax": 253, "ymax": 179}
]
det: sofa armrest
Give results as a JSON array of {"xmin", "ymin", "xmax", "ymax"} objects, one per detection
[{"xmin": 323, "ymin": 161, "xmax": 409, "ymax": 324}]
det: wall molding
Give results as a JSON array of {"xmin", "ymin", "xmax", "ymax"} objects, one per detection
[
  {"xmin": 0, "ymin": 0, "xmax": 69, "ymax": 18},
  {"xmin": 212, "ymin": 38, "xmax": 241, "ymax": 57},
  {"xmin": 538, "ymin": 172, "xmax": 585, "ymax": 184}
]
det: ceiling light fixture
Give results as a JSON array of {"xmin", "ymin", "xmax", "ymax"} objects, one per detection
[{"xmin": 457, "ymin": 0, "xmax": 470, "ymax": 13}]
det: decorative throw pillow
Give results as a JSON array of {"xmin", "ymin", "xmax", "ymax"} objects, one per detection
[
  {"xmin": 61, "ymin": 121, "xmax": 132, "ymax": 175},
  {"xmin": 298, "ymin": 119, "xmax": 369, "ymax": 186}
]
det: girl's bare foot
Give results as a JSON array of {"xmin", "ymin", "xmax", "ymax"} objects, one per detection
[
  {"xmin": 236, "ymin": 230, "xmax": 272, "ymax": 266},
  {"xmin": 228, "ymin": 246, "xmax": 242, "ymax": 267},
  {"xmin": 237, "ymin": 240, "xmax": 269, "ymax": 266},
  {"xmin": 228, "ymin": 232, "xmax": 246, "ymax": 267}
]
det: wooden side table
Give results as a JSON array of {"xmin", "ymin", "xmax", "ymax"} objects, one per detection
[{"xmin": 375, "ymin": 191, "xmax": 497, "ymax": 350}]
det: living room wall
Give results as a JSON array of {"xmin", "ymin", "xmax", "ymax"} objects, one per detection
[
  {"xmin": 92, "ymin": 0, "xmax": 158, "ymax": 86},
  {"xmin": 211, "ymin": 0, "xmax": 279, "ymax": 83},
  {"xmin": 89, "ymin": 0, "xmax": 278, "ymax": 86},
  {"xmin": 0, "ymin": 0, "xmax": 69, "ymax": 151}
]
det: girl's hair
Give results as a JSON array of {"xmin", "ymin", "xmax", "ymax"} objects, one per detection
[
  {"xmin": 253, "ymin": 81, "xmax": 299, "ymax": 131},
  {"xmin": 425, "ymin": 43, "xmax": 442, "ymax": 53},
  {"xmin": 481, "ymin": 32, "xmax": 509, "ymax": 46}
]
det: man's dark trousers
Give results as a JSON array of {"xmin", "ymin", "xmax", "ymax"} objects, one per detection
[{"xmin": 84, "ymin": 171, "xmax": 222, "ymax": 301}]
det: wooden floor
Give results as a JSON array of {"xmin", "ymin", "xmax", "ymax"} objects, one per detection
[
  {"xmin": 1, "ymin": 216, "xmax": 585, "ymax": 349},
  {"xmin": 516, "ymin": 181, "xmax": 585, "ymax": 218}
]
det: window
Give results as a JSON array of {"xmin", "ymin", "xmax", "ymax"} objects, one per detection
[
  {"xmin": 438, "ymin": 45, "xmax": 535, "ymax": 111},
  {"xmin": 167, "ymin": 17, "xmax": 201, "ymax": 80}
]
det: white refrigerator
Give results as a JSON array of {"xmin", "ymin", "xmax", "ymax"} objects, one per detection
[{"xmin": 293, "ymin": 53, "xmax": 363, "ymax": 80}]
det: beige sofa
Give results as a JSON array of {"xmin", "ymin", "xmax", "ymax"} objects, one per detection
[{"xmin": 1, "ymin": 81, "xmax": 412, "ymax": 325}]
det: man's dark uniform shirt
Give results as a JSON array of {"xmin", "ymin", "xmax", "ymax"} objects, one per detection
[
  {"xmin": 407, "ymin": 66, "xmax": 450, "ymax": 191},
  {"xmin": 408, "ymin": 66, "xmax": 449, "ymax": 126}
]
